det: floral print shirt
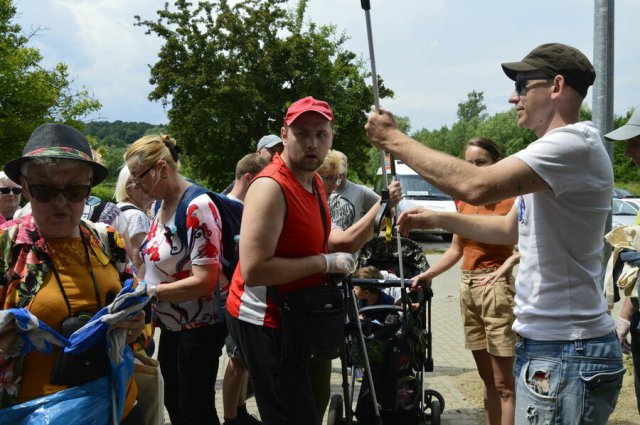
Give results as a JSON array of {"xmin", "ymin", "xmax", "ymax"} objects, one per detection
[
  {"xmin": 0, "ymin": 214, "xmax": 129, "ymax": 407},
  {"xmin": 141, "ymin": 193, "xmax": 224, "ymax": 331}
]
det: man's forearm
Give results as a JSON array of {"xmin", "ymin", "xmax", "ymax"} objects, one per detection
[
  {"xmin": 329, "ymin": 201, "xmax": 380, "ymax": 253},
  {"xmin": 431, "ymin": 211, "xmax": 517, "ymax": 246}
]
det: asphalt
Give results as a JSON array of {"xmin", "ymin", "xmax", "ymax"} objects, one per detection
[{"xmin": 160, "ymin": 253, "xmax": 483, "ymax": 424}]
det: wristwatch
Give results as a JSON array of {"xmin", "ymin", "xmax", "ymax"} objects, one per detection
[{"xmin": 146, "ymin": 283, "xmax": 158, "ymax": 304}]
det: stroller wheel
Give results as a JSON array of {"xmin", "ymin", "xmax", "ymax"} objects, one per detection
[
  {"xmin": 423, "ymin": 389, "xmax": 445, "ymax": 419},
  {"xmin": 327, "ymin": 394, "xmax": 344, "ymax": 425},
  {"xmin": 427, "ymin": 399, "xmax": 441, "ymax": 424}
]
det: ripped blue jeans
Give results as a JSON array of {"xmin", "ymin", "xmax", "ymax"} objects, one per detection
[{"xmin": 514, "ymin": 332, "xmax": 624, "ymax": 425}]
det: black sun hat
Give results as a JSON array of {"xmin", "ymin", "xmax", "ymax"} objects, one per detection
[
  {"xmin": 4, "ymin": 123, "xmax": 108, "ymax": 186},
  {"xmin": 501, "ymin": 43, "xmax": 596, "ymax": 97}
]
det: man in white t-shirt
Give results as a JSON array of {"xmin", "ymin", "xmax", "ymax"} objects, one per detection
[{"xmin": 366, "ymin": 43, "xmax": 623, "ymax": 424}]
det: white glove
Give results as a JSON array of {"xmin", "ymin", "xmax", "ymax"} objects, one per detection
[
  {"xmin": 321, "ymin": 253, "xmax": 355, "ymax": 275},
  {"xmin": 616, "ymin": 317, "xmax": 631, "ymax": 341}
]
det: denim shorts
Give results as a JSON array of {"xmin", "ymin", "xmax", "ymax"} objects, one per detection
[{"xmin": 514, "ymin": 331, "xmax": 624, "ymax": 424}]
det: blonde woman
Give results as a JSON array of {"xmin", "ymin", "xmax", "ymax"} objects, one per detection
[
  {"xmin": 125, "ymin": 135, "xmax": 227, "ymax": 425},
  {"xmin": 114, "ymin": 165, "xmax": 153, "ymax": 280}
]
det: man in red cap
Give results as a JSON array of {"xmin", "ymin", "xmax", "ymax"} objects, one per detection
[
  {"xmin": 226, "ymin": 96, "xmax": 390, "ymax": 424},
  {"xmin": 366, "ymin": 43, "xmax": 623, "ymax": 424}
]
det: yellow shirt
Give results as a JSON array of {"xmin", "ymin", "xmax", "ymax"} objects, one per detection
[{"xmin": 12, "ymin": 237, "xmax": 137, "ymax": 417}]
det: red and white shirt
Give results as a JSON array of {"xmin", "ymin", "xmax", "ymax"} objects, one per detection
[{"xmin": 142, "ymin": 192, "xmax": 224, "ymax": 331}]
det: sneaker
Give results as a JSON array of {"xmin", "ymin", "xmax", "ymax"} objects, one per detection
[{"xmin": 355, "ymin": 368, "xmax": 364, "ymax": 383}]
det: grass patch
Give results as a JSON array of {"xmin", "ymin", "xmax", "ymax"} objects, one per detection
[{"xmin": 617, "ymin": 182, "xmax": 640, "ymax": 196}]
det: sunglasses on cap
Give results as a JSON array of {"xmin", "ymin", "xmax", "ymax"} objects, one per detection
[
  {"xmin": 25, "ymin": 180, "xmax": 91, "ymax": 203},
  {"xmin": 515, "ymin": 74, "xmax": 554, "ymax": 97},
  {"xmin": 0, "ymin": 187, "xmax": 22, "ymax": 195}
]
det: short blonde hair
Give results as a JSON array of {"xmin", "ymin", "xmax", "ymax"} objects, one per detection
[
  {"xmin": 333, "ymin": 150, "xmax": 348, "ymax": 174},
  {"xmin": 124, "ymin": 134, "xmax": 180, "ymax": 172},
  {"xmin": 317, "ymin": 150, "xmax": 342, "ymax": 176},
  {"xmin": 114, "ymin": 165, "xmax": 132, "ymax": 203}
]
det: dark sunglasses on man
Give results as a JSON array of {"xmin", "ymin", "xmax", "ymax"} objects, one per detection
[
  {"xmin": 0, "ymin": 187, "xmax": 22, "ymax": 195},
  {"xmin": 515, "ymin": 74, "xmax": 554, "ymax": 97},
  {"xmin": 25, "ymin": 180, "xmax": 91, "ymax": 203}
]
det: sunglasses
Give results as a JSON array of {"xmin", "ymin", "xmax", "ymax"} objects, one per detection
[
  {"xmin": 515, "ymin": 75, "xmax": 554, "ymax": 97},
  {"xmin": 131, "ymin": 164, "xmax": 156, "ymax": 184},
  {"xmin": 0, "ymin": 187, "xmax": 22, "ymax": 195},
  {"xmin": 26, "ymin": 181, "xmax": 91, "ymax": 203},
  {"xmin": 320, "ymin": 175, "xmax": 342, "ymax": 184}
]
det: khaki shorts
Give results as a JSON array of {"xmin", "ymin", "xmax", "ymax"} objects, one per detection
[{"xmin": 460, "ymin": 268, "xmax": 516, "ymax": 357}]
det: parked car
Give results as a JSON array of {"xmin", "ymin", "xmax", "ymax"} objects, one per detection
[
  {"xmin": 613, "ymin": 187, "xmax": 636, "ymax": 199},
  {"xmin": 612, "ymin": 198, "xmax": 638, "ymax": 229},
  {"xmin": 621, "ymin": 199, "xmax": 640, "ymax": 212},
  {"xmin": 612, "ymin": 187, "xmax": 640, "ymax": 210},
  {"xmin": 378, "ymin": 160, "xmax": 456, "ymax": 241}
]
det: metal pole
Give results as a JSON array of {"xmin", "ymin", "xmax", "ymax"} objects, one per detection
[
  {"xmin": 360, "ymin": 0, "xmax": 409, "ymax": 318},
  {"xmin": 592, "ymin": 0, "xmax": 615, "ymax": 262},
  {"xmin": 593, "ymin": 0, "xmax": 615, "ymax": 154},
  {"xmin": 361, "ymin": 0, "xmax": 388, "ymax": 189}
]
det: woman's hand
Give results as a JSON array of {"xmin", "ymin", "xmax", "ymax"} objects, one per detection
[
  {"xmin": 478, "ymin": 252, "xmax": 520, "ymax": 286},
  {"xmin": 410, "ymin": 269, "xmax": 433, "ymax": 291},
  {"xmin": 114, "ymin": 310, "xmax": 146, "ymax": 344}
]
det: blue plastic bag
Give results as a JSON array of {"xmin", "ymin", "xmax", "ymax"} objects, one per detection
[{"xmin": 0, "ymin": 376, "xmax": 113, "ymax": 425}]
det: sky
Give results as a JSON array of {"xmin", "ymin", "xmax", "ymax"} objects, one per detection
[{"xmin": 13, "ymin": 0, "xmax": 640, "ymax": 132}]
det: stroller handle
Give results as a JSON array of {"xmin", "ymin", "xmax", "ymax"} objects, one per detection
[
  {"xmin": 352, "ymin": 278, "xmax": 412, "ymax": 288},
  {"xmin": 358, "ymin": 304, "xmax": 404, "ymax": 315}
]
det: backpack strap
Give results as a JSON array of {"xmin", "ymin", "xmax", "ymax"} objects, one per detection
[
  {"xmin": 174, "ymin": 184, "xmax": 209, "ymax": 249},
  {"xmin": 119, "ymin": 204, "xmax": 140, "ymax": 213},
  {"xmin": 174, "ymin": 184, "xmax": 231, "ymax": 324},
  {"xmin": 89, "ymin": 200, "xmax": 108, "ymax": 223}
]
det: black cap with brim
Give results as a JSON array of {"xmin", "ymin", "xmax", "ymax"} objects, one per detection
[
  {"xmin": 4, "ymin": 123, "xmax": 108, "ymax": 186},
  {"xmin": 501, "ymin": 43, "xmax": 595, "ymax": 97}
]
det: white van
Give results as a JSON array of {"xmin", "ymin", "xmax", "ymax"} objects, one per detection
[{"xmin": 377, "ymin": 160, "xmax": 456, "ymax": 241}]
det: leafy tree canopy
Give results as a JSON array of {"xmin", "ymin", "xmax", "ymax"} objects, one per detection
[
  {"xmin": 84, "ymin": 121, "xmax": 169, "ymax": 186},
  {"xmin": 0, "ymin": 0, "xmax": 101, "ymax": 166},
  {"xmin": 135, "ymin": 0, "xmax": 392, "ymax": 190}
]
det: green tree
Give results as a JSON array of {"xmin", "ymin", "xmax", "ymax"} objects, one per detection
[
  {"xmin": 456, "ymin": 90, "xmax": 488, "ymax": 122},
  {"xmin": 135, "ymin": 0, "xmax": 392, "ymax": 190},
  {"xmin": 0, "ymin": 0, "xmax": 101, "ymax": 165},
  {"xmin": 84, "ymin": 121, "xmax": 169, "ymax": 185}
]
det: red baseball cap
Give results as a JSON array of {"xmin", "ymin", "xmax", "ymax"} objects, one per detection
[{"xmin": 284, "ymin": 96, "xmax": 334, "ymax": 126}]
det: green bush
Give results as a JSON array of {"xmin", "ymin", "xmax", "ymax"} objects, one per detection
[{"xmin": 91, "ymin": 184, "xmax": 115, "ymax": 202}]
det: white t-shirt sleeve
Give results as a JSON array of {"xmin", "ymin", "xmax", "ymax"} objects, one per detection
[
  {"xmin": 125, "ymin": 210, "xmax": 151, "ymax": 239},
  {"xmin": 186, "ymin": 193, "xmax": 223, "ymax": 266},
  {"xmin": 513, "ymin": 127, "xmax": 592, "ymax": 197}
]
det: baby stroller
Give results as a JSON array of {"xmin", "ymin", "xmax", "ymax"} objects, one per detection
[{"xmin": 328, "ymin": 237, "xmax": 445, "ymax": 425}]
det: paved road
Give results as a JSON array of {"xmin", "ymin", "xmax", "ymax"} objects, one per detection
[{"xmin": 160, "ymin": 235, "xmax": 483, "ymax": 424}]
